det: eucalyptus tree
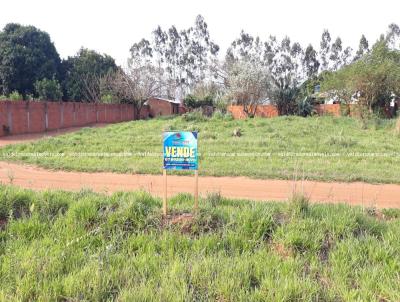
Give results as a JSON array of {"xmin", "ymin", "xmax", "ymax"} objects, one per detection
[
  {"xmin": 353, "ymin": 34, "xmax": 370, "ymax": 61},
  {"xmin": 226, "ymin": 31, "xmax": 264, "ymax": 65},
  {"xmin": 318, "ymin": 30, "xmax": 353, "ymax": 72},
  {"xmin": 386, "ymin": 23, "xmax": 400, "ymax": 49},
  {"xmin": 319, "ymin": 30, "xmax": 331, "ymax": 72},
  {"xmin": 264, "ymin": 36, "xmax": 306, "ymax": 114},
  {"xmin": 129, "ymin": 15, "xmax": 219, "ymax": 99},
  {"xmin": 227, "ymin": 33, "xmax": 310, "ymax": 114},
  {"xmin": 303, "ymin": 44, "xmax": 320, "ymax": 79}
]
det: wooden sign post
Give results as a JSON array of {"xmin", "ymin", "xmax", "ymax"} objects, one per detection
[
  {"xmin": 163, "ymin": 169, "xmax": 167, "ymax": 216},
  {"xmin": 194, "ymin": 170, "xmax": 199, "ymax": 211},
  {"xmin": 163, "ymin": 131, "xmax": 198, "ymax": 216}
]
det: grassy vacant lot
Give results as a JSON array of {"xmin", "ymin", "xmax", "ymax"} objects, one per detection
[
  {"xmin": 0, "ymin": 185, "xmax": 399, "ymax": 301},
  {"xmin": 1, "ymin": 114, "xmax": 400, "ymax": 183}
]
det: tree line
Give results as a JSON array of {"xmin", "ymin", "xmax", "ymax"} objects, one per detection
[
  {"xmin": 0, "ymin": 23, "xmax": 117, "ymax": 102},
  {"xmin": 0, "ymin": 17, "xmax": 399, "ymax": 117}
]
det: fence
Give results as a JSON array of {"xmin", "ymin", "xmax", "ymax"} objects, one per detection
[
  {"xmin": 228, "ymin": 104, "xmax": 342, "ymax": 119},
  {"xmin": 0, "ymin": 101, "xmax": 137, "ymax": 137}
]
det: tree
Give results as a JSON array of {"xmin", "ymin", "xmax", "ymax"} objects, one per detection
[
  {"xmin": 303, "ymin": 44, "xmax": 320, "ymax": 78},
  {"xmin": 62, "ymin": 48, "xmax": 117, "ymax": 101},
  {"xmin": 319, "ymin": 30, "xmax": 331, "ymax": 72},
  {"xmin": 386, "ymin": 23, "xmax": 400, "ymax": 49},
  {"xmin": 129, "ymin": 15, "xmax": 220, "ymax": 99},
  {"xmin": 322, "ymin": 40, "xmax": 400, "ymax": 112},
  {"xmin": 318, "ymin": 30, "xmax": 353, "ymax": 72},
  {"xmin": 328, "ymin": 37, "xmax": 353, "ymax": 71},
  {"xmin": 105, "ymin": 62, "xmax": 160, "ymax": 116},
  {"xmin": 265, "ymin": 36, "xmax": 305, "ymax": 114},
  {"xmin": 227, "ymin": 33, "xmax": 308, "ymax": 115},
  {"xmin": 354, "ymin": 34, "xmax": 369, "ymax": 61},
  {"xmin": 226, "ymin": 60, "xmax": 271, "ymax": 117},
  {"xmin": 34, "ymin": 78, "xmax": 63, "ymax": 101},
  {"xmin": 226, "ymin": 31, "xmax": 264, "ymax": 65},
  {"xmin": 0, "ymin": 23, "xmax": 61, "ymax": 96}
]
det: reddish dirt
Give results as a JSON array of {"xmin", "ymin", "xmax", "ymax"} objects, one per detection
[
  {"xmin": 0, "ymin": 124, "xmax": 107, "ymax": 147},
  {"xmin": 0, "ymin": 161, "xmax": 399, "ymax": 208}
]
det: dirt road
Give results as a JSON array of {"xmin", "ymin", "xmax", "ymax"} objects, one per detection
[
  {"xmin": 0, "ymin": 161, "xmax": 399, "ymax": 208},
  {"xmin": 0, "ymin": 124, "xmax": 106, "ymax": 147},
  {"xmin": 1, "ymin": 129, "xmax": 400, "ymax": 208}
]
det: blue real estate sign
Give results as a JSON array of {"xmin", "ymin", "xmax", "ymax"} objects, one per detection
[{"xmin": 163, "ymin": 131, "xmax": 198, "ymax": 170}]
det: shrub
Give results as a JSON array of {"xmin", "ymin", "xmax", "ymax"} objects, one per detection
[
  {"xmin": 100, "ymin": 94, "xmax": 118, "ymax": 104},
  {"xmin": 214, "ymin": 97, "xmax": 228, "ymax": 113},
  {"xmin": 296, "ymin": 97, "xmax": 314, "ymax": 117},
  {"xmin": 184, "ymin": 94, "xmax": 213, "ymax": 109},
  {"xmin": 34, "ymin": 78, "xmax": 63, "ymax": 101},
  {"xmin": 182, "ymin": 109, "xmax": 207, "ymax": 122},
  {"xmin": 8, "ymin": 91, "xmax": 23, "ymax": 101},
  {"xmin": 340, "ymin": 103, "xmax": 351, "ymax": 116}
]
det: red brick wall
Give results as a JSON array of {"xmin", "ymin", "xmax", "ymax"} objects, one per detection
[
  {"xmin": 0, "ymin": 100, "xmax": 137, "ymax": 137},
  {"xmin": 228, "ymin": 104, "xmax": 344, "ymax": 119},
  {"xmin": 147, "ymin": 98, "xmax": 175, "ymax": 117},
  {"xmin": 29, "ymin": 102, "xmax": 46, "ymax": 133},
  {"xmin": 314, "ymin": 104, "xmax": 341, "ymax": 116},
  {"xmin": 228, "ymin": 105, "xmax": 279, "ymax": 119},
  {"xmin": 0, "ymin": 102, "xmax": 7, "ymax": 136}
]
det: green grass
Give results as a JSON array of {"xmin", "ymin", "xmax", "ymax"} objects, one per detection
[
  {"xmin": 0, "ymin": 185, "xmax": 400, "ymax": 301},
  {"xmin": 1, "ymin": 114, "xmax": 400, "ymax": 183}
]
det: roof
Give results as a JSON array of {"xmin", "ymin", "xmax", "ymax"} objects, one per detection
[{"xmin": 146, "ymin": 97, "xmax": 181, "ymax": 105}]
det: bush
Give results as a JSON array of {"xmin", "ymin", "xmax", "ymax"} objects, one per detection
[
  {"xmin": 296, "ymin": 97, "xmax": 314, "ymax": 117},
  {"xmin": 184, "ymin": 94, "xmax": 213, "ymax": 109},
  {"xmin": 340, "ymin": 103, "xmax": 351, "ymax": 116},
  {"xmin": 100, "ymin": 94, "xmax": 118, "ymax": 104},
  {"xmin": 182, "ymin": 109, "xmax": 207, "ymax": 122},
  {"xmin": 34, "ymin": 78, "xmax": 63, "ymax": 101},
  {"xmin": 214, "ymin": 97, "xmax": 228, "ymax": 113},
  {"xmin": 8, "ymin": 91, "xmax": 23, "ymax": 101}
]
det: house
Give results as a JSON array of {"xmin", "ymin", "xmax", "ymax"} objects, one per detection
[{"xmin": 144, "ymin": 97, "xmax": 186, "ymax": 117}]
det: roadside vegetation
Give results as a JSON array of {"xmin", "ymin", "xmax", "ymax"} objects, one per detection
[
  {"xmin": 0, "ymin": 185, "xmax": 399, "ymax": 301},
  {"xmin": 1, "ymin": 115, "xmax": 400, "ymax": 184}
]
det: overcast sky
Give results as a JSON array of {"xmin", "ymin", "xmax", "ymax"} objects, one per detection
[{"xmin": 1, "ymin": 0, "xmax": 399, "ymax": 65}]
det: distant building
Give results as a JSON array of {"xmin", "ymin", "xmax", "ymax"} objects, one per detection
[{"xmin": 144, "ymin": 97, "xmax": 186, "ymax": 117}]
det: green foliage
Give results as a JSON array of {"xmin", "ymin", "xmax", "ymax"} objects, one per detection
[
  {"xmin": 2, "ymin": 116, "xmax": 400, "ymax": 183},
  {"xmin": 181, "ymin": 109, "xmax": 207, "ymax": 122},
  {"xmin": 272, "ymin": 87, "xmax": 299, "ymax": 115},
  {"xmin": 34, "ymin": 78, "xmax": 63, "ymax": 101},
  {"xmin": 62, "ymin": 48, "xmax": 117, "ymax": 101},
  {"xmin": 183, "ymin": 94, "xmax": 213, "ymax": 109},
  {"xmin": 100, "ymin": 93, "xmax": 118, "ymax": 104},
  {"xmin": 289, "ymin": 193, "xmax": 310, "ymax": 217},
  {"xmin": 8, "ymin": 91, "xmax": 23, "ymax": 101},
  {"xmin": 0, "ymin": 23, "xmax": 61, "ymax": 96},
  {"xmin": 322, "ymin": 40, "xmax": 400, "ymax": 111},
  {"xmin": 297, "ymin": 97, "xmax": 314, "ymax": 117},
  {"xmin": 1, "ymin": 186, "xmax": 400, "ymax": 301}
]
